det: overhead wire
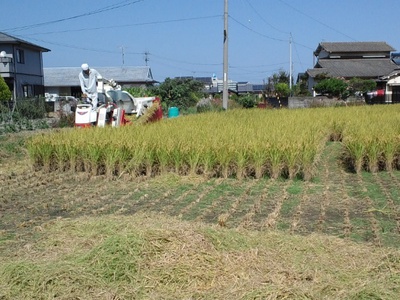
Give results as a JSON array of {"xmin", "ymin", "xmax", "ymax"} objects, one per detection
[
  {"xmin": 1, "ymin": 0, "xmax": 146, "ymax": 32},
  {"xmin": 20, "ymin": 15, "xmax": 222, "ymax": 36},
  {"xmin": 242, "ymin": 0, "xmax": 290, "ymax": 35},
  {"xmin": 277, "ymin": 0, "xmax": 357, "ymax": 41}
]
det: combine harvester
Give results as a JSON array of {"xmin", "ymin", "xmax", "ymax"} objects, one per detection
[{"xmin": 75, "ymin": 78, "xmax": 162, "ymax": 128}]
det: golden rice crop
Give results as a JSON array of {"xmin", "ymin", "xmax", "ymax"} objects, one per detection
[{"xmin": 27, "ymin": 104, "xmax": 400, "ymax": 180}]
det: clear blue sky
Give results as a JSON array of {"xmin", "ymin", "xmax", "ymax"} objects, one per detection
[{"xmin": 1, "ymin": 0, "xmax": 399, "ymax": 83}]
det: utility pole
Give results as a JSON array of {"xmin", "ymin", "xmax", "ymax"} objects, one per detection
[
  {"xmin": 222, "ymin": 0, "xmax": 229, "ymax": 110},
  {"xmin": 144, "ymin": 51, "xmax": 150, "ymax": 66},
  {"xmin": 119, "ymin": 46, "xmax": 125, "ymax": 65},
  {"xmin": 289, "ymin": 33, "xmax": 292, "ymax": 92}
]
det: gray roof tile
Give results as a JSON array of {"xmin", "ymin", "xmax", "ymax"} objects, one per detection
[
  {"xmin": 44, "ymin": 66, "xmax": 156, "ymax": 86},
  {"xmin": 307, "ymin": 58, "xmax": 397, "ymax": 78},
  {"xmin": 0, "ymin": 32, "xmax": 50, "ymax": 52},
  {"xmin": 314, "ymin": 41, "xmax": 395, "ymax": 55}
]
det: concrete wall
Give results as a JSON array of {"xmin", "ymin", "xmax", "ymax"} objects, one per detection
[{"xmin": 288, "ymin": 96, "xmax": 340, "ymax": 109}]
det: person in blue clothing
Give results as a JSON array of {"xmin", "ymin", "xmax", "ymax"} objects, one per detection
[{"xmin": 78, "ymin": 63, "xmax": 102, "ymax": 110}]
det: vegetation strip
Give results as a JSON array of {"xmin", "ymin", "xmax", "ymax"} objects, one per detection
[{"xmin": 26, "ymin": 105, "xmax": 400, "ymax": 181}]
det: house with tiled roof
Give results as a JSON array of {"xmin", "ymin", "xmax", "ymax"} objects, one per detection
[
  {"xmin": 0, "ymin": 32, "xmax": 50, "ymax": 99},
  {"xmin": 44, "ymin": 66, "xmax": 157, "ymax": 98},
  {"xmin": 306, "ymin": 41, "xmax": 398, "ymax": 95},
  {"xmin": 380, "ymin": 68, "xmax": 400, "ymax": 103}
]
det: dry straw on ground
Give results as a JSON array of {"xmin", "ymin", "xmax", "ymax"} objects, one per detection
[{"xmin": 1, "ymin": 213, "xmax": 399, "ymax": 299}]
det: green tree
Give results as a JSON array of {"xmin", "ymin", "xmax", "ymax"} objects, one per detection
[
  {"xmin": 347, "ymin": 77, "xmax": 376, "ymax": 94},
  {"xmin": 236, "ymin": 93, "xmax": 257, "ymax": 108},
  {"xmin": 151, "ymin": 77, "xmax": 204, "ymax": 110},
  {"xmin": 274, "ymin": 83, "xmax": 290, "ymax": 97},
  {"xmin": 125, "ymin": 86, "xmax": 155, "ymax": 97},
  {"xmin": 314, "ymin": 78, "xmax": 348, "ymax": 98},
  {"xmin": 0, "ymin": 76, "xmax": 11, "ymax": 101},
  {"xmin": 292, "ymin": 73, "xmax": 311, "ymax": 96},
  {"xmin": 267, "ymin": 69, "xmax": 290, "ymax": 96}
]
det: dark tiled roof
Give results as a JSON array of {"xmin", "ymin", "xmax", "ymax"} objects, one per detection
[
  {"xmin": 307, "ymin": 58, "xmax": 397, "ymax": 78},
  {"xmin": 0, "ymin": 32, "xmax": 50, "ymax": 52},
  {"xmin": 306, "ymin": 68, "xmax": 329, "ymax": 78},
  {"xmin": 314, "ymin": 42, "xmax": 395, "ymax": 55},
  {"xmin": 44, "ymin": 66, "xmax": 156, "ymax": 86},
  {"xmin": 381, "ymin": 68, "xmax": 400, "ymax": 80}
]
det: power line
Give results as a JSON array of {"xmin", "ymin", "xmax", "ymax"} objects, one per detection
[
  {"xmin": 243, "ymin": 0, "xmax": 290, "ymax": 35},
  {"xmin": 229, "ymin": 15, "xmax": 287, "ymax": 42},
  {"xmin": 277, "ymin": 0, "xmax": 357, "ymax": 41},
  {"xmin": 19, "ymin": 15, "xmax": 222, "ymax": 36},
  {"xmin": 1, "ymin": 0, "xmax": 146, "ymax": 32}
]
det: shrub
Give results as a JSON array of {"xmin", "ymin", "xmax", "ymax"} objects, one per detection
[
  {"xmin": 236, "ymin": 93, "xmax": 258, "ymax": 108},
  {"xmin": 0, "ymin": 76, "xmax": 11, "ymax": 102},
  {"xmin": 314, "ymin": 78, "xmax": 348, "ymax": 98}
]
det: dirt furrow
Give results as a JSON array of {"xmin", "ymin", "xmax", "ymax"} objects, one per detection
[
  {"xmin": 372, "ymin": 173, "xmax": 400, "ymax": 234},
  {"xmin": 316, "ymin": 149, "xmax": 336, "ymax": 233},
  {"xmin": 237, "ymin": 180, "xmax": 274, "ymax": 230},
  {"xmin": 217, "ymin": 180, "xmax": 258, "ymax": 227},
  {"xmin": 194, "ymin": 195, "xmax": 225, "ymax": 223},
  {"xmin": 336, "ymin": 167, "xmax": 354, "ymax": 239},
  {"xmin": 264, "ymin": 180, "xmax": 292, "ymax": 230},
  {"xmin": 174, "ymin": 179, "xmax": 225, "ymax": 218},
  {"xmin": 355, "ymin": 174, "xmax": 381, "ymax": 246}
]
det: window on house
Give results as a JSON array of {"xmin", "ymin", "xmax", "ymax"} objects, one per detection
[
  {"xmin": 23, "ymin": 85, "xmax": 33, "ymax": 98},
  {"xmin": 16, "ymin": 49, "xmax": 25, "ymax": 64}
]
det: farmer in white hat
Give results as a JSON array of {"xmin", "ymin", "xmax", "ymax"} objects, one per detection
[{"xmin": 78, "ymin": 63, "xmax": 102, "ymax": 110}]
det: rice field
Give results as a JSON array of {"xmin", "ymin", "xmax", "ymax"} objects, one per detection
[
  {"xmin": 27, "ymin": 105, "xmax": 400, "ymax": 180},
  {"xmin": 1, "ymin": 120, "xmax": 400, "ymax": 299}
]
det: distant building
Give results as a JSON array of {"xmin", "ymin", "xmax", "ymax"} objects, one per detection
[
  {"xmin": 380, "ymin": 69, "xmax": 400, "ymax": 103},
  {"xmin": 306, "ymin": 41, "xmax": 398, "ymax": 95},
  {"xmin": 0, "ymin": 32, "xmax": 50, "ymax": 99},
  {"xmin": 176, "ymin": 75, "xmax": 266, "ymax": 96},
  {"xmin": 44, "ymin": 66, "xmax": 157, "ymax": 98}
]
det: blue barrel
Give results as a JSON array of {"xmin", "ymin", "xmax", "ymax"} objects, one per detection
[{"xmin": 168, "ymin": 107, "xmax": 179, "ymax": 118}]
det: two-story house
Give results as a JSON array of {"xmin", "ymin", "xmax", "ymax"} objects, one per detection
[
  {"xmin": 0, "ymin": 32, "xmax": 50, "ymax": 100},
  {"xmin": 306, "ymin": 41, "xmax": 398, "ymax": 95}
]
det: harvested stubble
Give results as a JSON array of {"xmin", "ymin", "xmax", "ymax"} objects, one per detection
[
  {"xmin": 27, "ymin": 105, "xmax": 400, "ymax": 179},
  {"xmin": 1, "ymin": 213, "xmax": 399, "ymax": 299}
]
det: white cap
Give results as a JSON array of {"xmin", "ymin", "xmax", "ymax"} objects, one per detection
[{"xmin": 81, "ymin": 63, "xmax": 89, "ymax": 71}]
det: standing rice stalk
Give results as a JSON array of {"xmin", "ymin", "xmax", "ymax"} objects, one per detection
[
  {"xmin": 26, "ymin": 138, "xmax": 45, "ymax": 171},
  {"xmin": 365, "ymin": 137, "xmax": 383, "ymax": 173},
  {"xmin": 343, "ymin": 136, "xmax": 366, "ymax": 174},
  {"xmin": 155, "ymin": 144, "xmax": 171, "ymax": 175},
  {"xmin": 103, "ymin": 143, "xmax": 123, "ymax": 178},
  {"xmin": 170, "ymin": 142, "xmax": 185, "ymax": 174},
  {"xmin": 123, "ymin": 144, "xmax": 146, "ymax": 177},
  {"xmin": 249, "ymin": 143, "xmax": 267, "ymax": 179},
  {"xmin": 199, "ymin": 147, "xmax": 217, "ymax": 178},
  {"xmin": 382, "ymin": 138, "xmax": 396, "ymax": 172},
  {"xmin": 188, "ymin": 148, "xmax": 201, "ymax": 175},
  {"xmin": 64, "ymin": 141, "xmax": 79, "ymax": 172},
  {"xmin": 234, "ymin": 146, "xmax": 249, "ymax": 180},
  {"xmin": 216, "ymin": 144, "xmax": 235, "ymax": 179},
  {"xmin": 53, "ymin": 141, "xmax": 69, "ymax": 171},
  {"xmin": 266, "ymin": 145, "xmax": 283, "ymax": 179},
  {"xmin": 143, "ymin": 142, "xmax": 156, "ymax": 177},
  {"xmin": 36, "ymin": 138, "xmax": 54, "ymax": 172},
  {"xmin": 300, "ymin": 139, "xmax": 318, "ymax": 181},
  {"xmin": 82, "ymin": 141, "xmax": 104, "ymax": 176},
  {"xmin": 283, "ymin": 144, "xmax": 301, "ymax": 179}
]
